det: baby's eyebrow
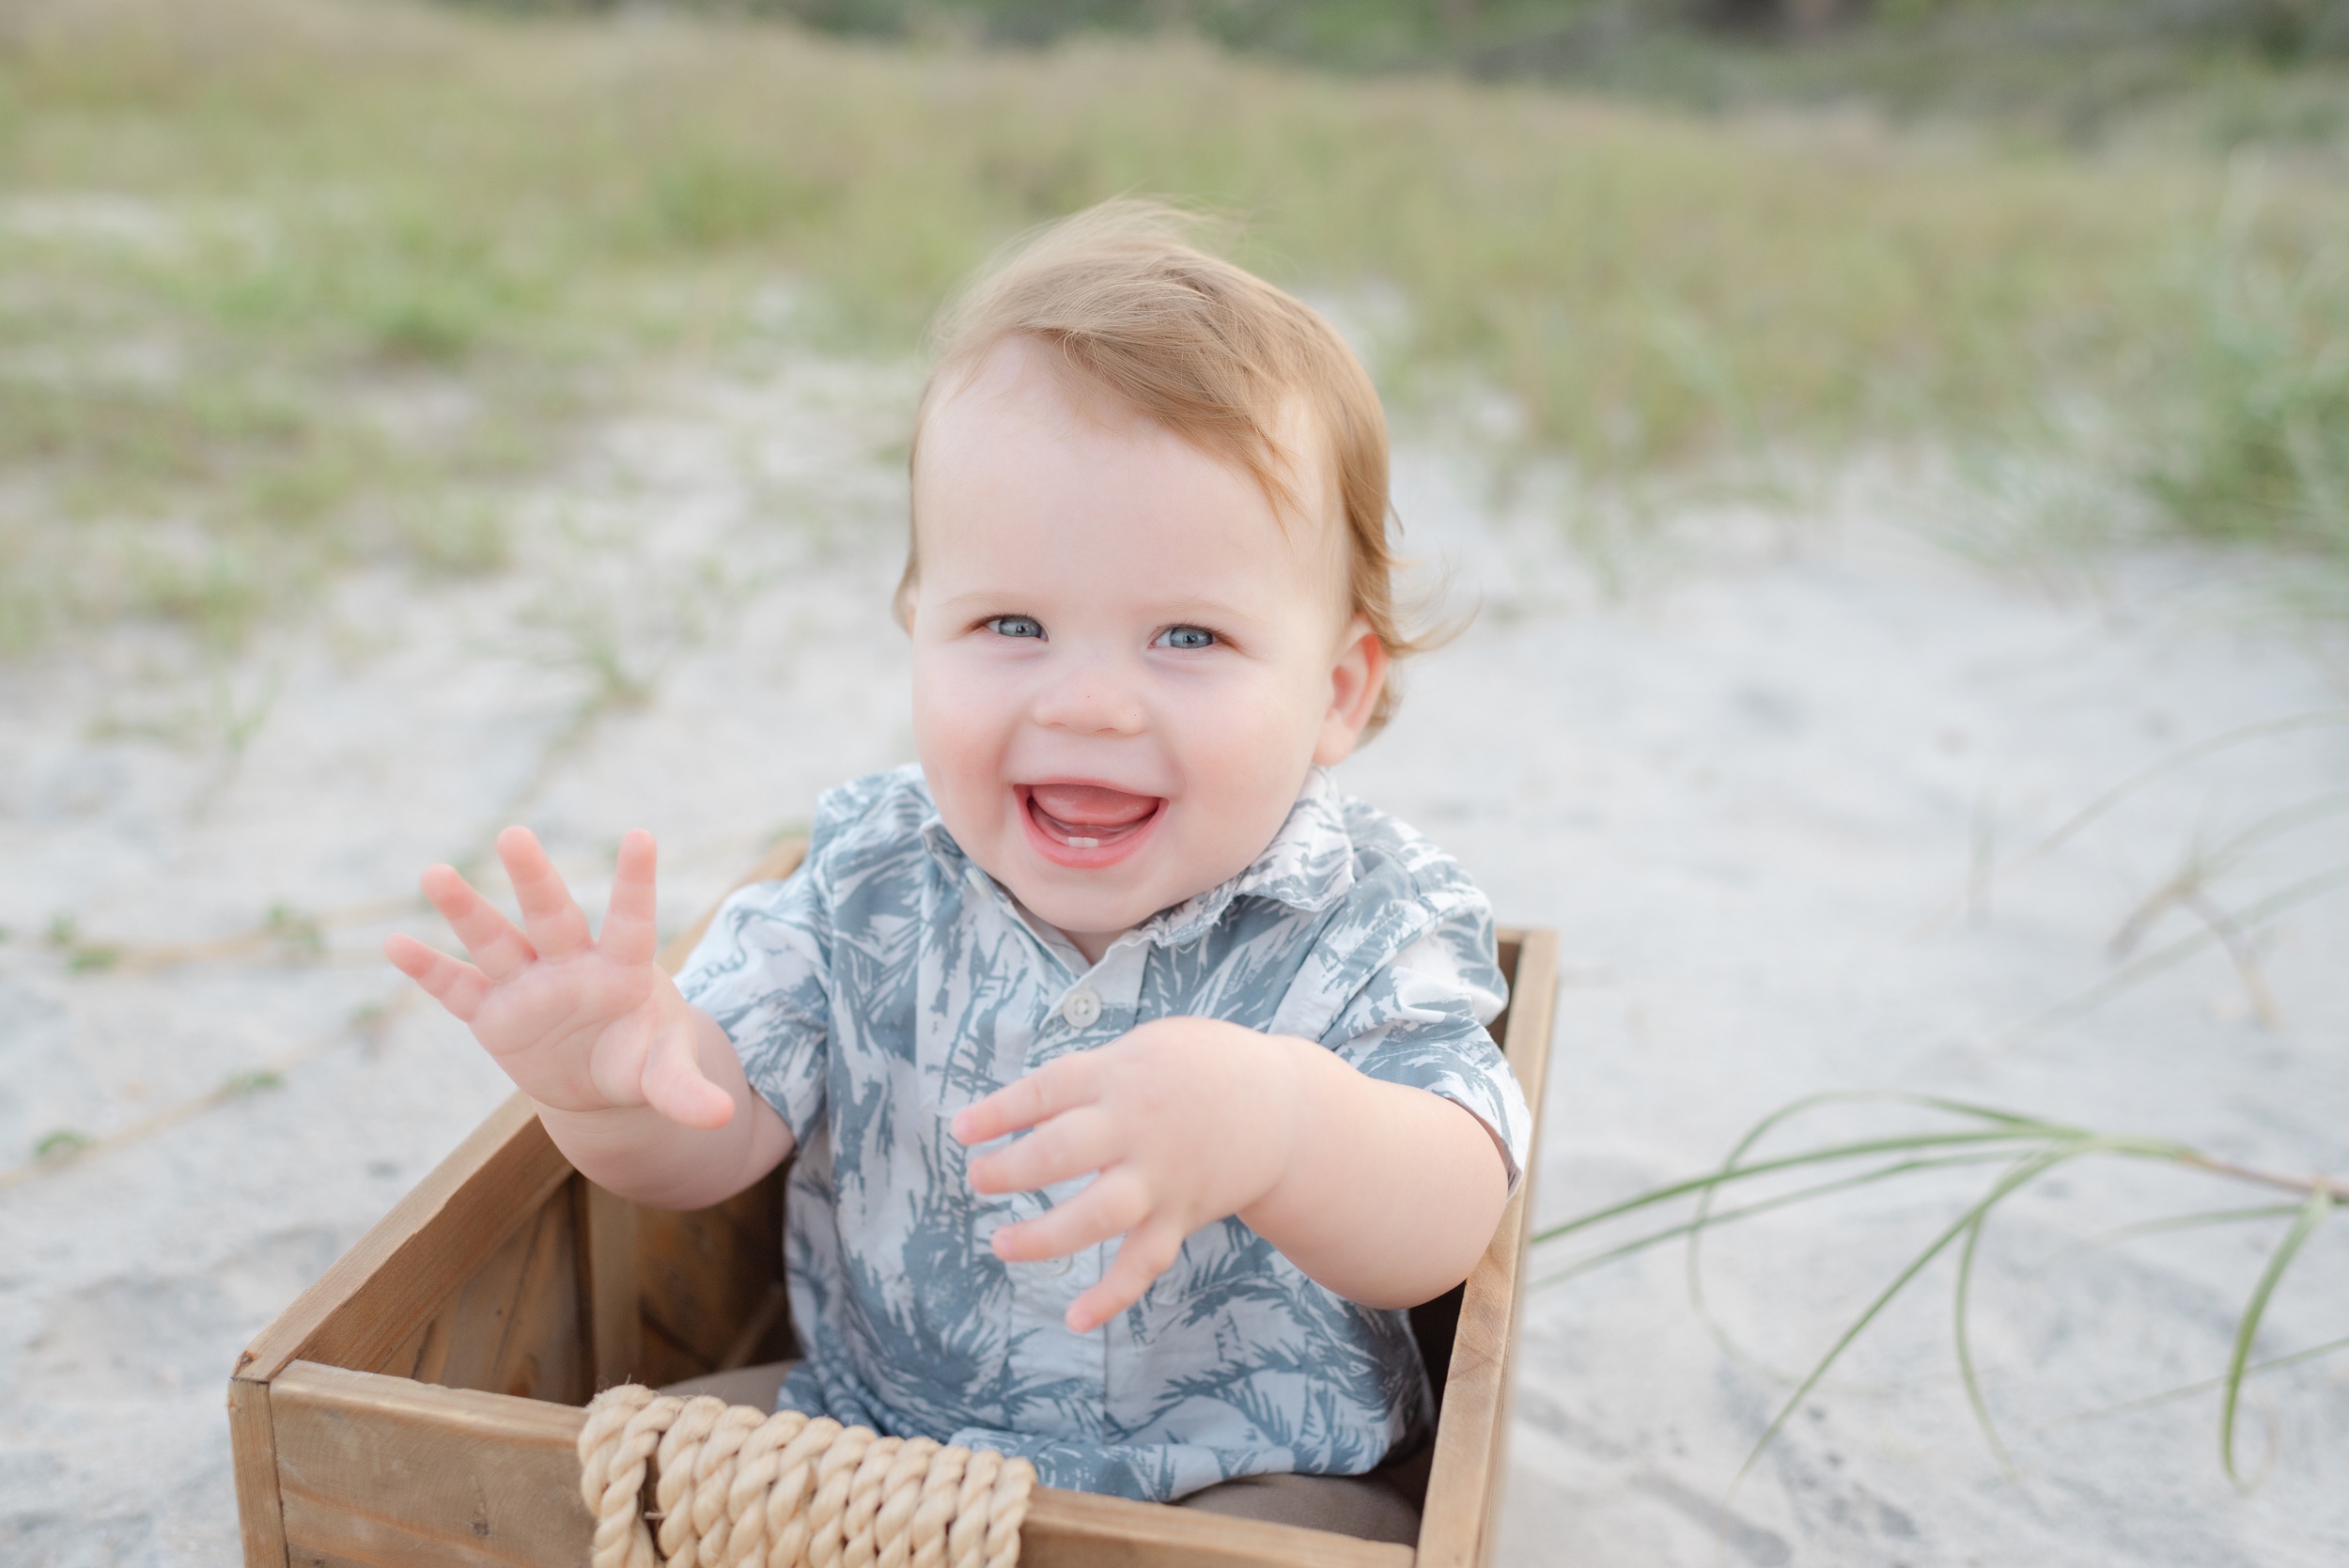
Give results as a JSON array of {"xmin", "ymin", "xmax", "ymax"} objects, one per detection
[
  {"xmin": 1144, "ymin": 588, "xmax": 1278, "ymax": 620},
  {"xmin": 934, "ymin": 587, "xmax": 1268, "ymax": 624}
]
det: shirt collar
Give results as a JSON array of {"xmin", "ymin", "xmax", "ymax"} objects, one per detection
[
  {"xmin": 917, "ymin": 768, "xmax": 1356, "ymax": 953},
  {"xmin": 1139, "ymin": 768, "xmax": 1355, "ymax": 947}
]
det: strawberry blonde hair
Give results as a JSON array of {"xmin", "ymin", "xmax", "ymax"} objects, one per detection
[{"xmin": 898, "ymin": 200, "xmax": 1420, "ymax": 735}]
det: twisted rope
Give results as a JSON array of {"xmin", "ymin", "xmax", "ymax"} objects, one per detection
[{"xmin": 580, "ymin": 1386, "xmax": 1036, "ymax": 1568}]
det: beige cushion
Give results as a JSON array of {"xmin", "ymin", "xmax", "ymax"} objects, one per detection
[{"xmin": 1177, "ymin": 1467, "xmax": 1423, "ymax": 1545}]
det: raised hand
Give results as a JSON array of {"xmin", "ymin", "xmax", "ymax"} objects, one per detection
[
  {"xmin": 950, "ymin": 1017, "xmax": 1307, "ymax": 1332},
  {"xmin": 385, "ymin": 826, "xmax": 736, "ymax": 1130}
]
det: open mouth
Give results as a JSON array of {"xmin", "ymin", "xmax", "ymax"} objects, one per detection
[{"xmin": 1019, "ymin": 782, "xmax": 1163, "ymax": 866}]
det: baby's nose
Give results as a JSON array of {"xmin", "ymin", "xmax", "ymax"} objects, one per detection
[{"xmin": 1033, "ymin": 660, "xmax": 1146, "ymax": 736}]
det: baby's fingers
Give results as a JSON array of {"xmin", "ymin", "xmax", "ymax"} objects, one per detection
[
  {"xmin": 968, "ymin": 1107, "xmax": 1117, "ymax": 1197},
  {"xmin": 598, "ymin": 830, "xmax": 660, "ymax": 969},
  {"xmin": 641, "ymin": 1020, "xmax": 735, "ymax": 1132},
  {"xmin": 952, "ymin": 1052, "xmax": 1100, "ymax": 1145},
  {"xmin": 384, "ymin": 934, "xmax": 490, "ymax": 1021},
  {"xmin": 498, "ymin": 827, "xmax": 594, "ymax": 960},
  {"xmin": 1067, "ymin": 1216, "xmax": 1187, "ymax": 1334},
  {"xmin": 419, "ymin": 863, "xmax": 535, "ymax": 981},
  {"xmin": 989, "ymin": 1166, "xmax": 1147, "ymax": 1264}
]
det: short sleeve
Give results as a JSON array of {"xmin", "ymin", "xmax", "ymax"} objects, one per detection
[
  {"xmin": 1323, "ymin": 917, "xmax": 1533, "ymax": 1198},
  {"xmin": 675, "ymin": 866, "xmax": 832, "ymax": 1146}
]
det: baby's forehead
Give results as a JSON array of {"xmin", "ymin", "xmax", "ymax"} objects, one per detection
[{"xmin": 918, "ymin": 336, "xmax": 1342, "ymax": 549}]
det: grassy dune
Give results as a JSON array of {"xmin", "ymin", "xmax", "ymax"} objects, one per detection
[{"xmin": 0, "ymin": 0, "xmax": 2342, "ymax": 648}]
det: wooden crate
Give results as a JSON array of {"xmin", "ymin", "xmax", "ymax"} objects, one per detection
[{"xmin": 228, "ymin": 840, "xmax": 1556, "ymax": 1568}]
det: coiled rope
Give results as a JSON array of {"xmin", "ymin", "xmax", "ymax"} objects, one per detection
[{"xmin": 578, "ymin": 1385, "xmax": 1036, "ymax": 1568}]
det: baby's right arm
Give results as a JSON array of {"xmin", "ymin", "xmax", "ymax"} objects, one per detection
[{"xmin": 385, "ymin": 826, "xmax": 795, "ymax": 1210}]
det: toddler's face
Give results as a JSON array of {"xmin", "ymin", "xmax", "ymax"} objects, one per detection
[{"xmin": 907, "ymin": 337, "xmax": 1384, "ymax": 959}]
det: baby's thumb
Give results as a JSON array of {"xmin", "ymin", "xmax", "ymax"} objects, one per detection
[{"xmin": 644, "ymin": 1026, "xmax": 735, "ymax": 1131}]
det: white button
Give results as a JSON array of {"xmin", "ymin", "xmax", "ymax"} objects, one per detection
[
  {"xmin": 1060, "ymin": 986, "xmax": 1102, "ymax": 1028},
  {"xmin": 1039, "ymin": 1252, "xmax": 1073, "ymax": 1277}
]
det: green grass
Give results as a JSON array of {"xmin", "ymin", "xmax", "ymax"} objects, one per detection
[
  {"xmin": 1536, "ymin": 1091, "xmax": 2347, "ymax": 1488},
  {"xmin": 2152, "ymin": 214, "xmax": 2349, "ymax": 558},
  {"xmin": 1, "ymin": 0, "xmax": 2345, "ymax": 650}
]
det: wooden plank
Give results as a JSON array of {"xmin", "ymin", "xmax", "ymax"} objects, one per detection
[
  {"xmin": 404, "ymin": 1185, "xmax": 584, "ymax": 1404},
  {"xmin": 288, "ymin": 1549, "xmax": 406, "ymax": 1568},
  {"xmin": 228, "ymin": 1374, "xmax": 289, "ymax": 1568},
  {"xmin": 656, "ymin": 838, "xmax": 808, "ymax": 974},
  {"xmin": 1024, "ymin": 1487, "xmax": 1413, "ymax": 1568},
  {"xmin": 1487, "ymin": 933, "xmax": 1524, "ymax": 1052},
  {"xmin": 272, "ymin": 1361, "xmax": 591, "ymax": 1568},
  {"xmin": 1414, "ymin": 926, "xmax": 1558, "ymax": 1568},
  {"xmin": 576, "ymin": 1175, "xmax": 643, "ymax": 1390},
  {"xmin": 236, "ymin": 1094, "xmax": 575, "ymax": 1385},
  {"xmin": 634, "ymin": 1173, "xmax": 788, "ymax": 1387},
  {"xmin": 1482, "ymin": 928, "xmax": 1556, "ymax": 1568},
  {"xmin": 271, "ymin": 1360, "xmax": 1394, "ymax": 1568},
  {"xmin": 378, "ymin": 1306, "xmax": 453, "ymax": 1389}
]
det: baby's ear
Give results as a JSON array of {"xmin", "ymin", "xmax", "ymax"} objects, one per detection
[
  {"xmin": 1314, "ymin": 619, "xmax": 1387, "ymax": 766},
  {"xmin": 891, "ymin": 567, "xmax": 919, "ymax": 632}
]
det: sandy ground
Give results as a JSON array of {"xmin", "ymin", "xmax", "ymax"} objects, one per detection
[{"xmin": 2, "ymin": 354, "xmax": 2345, "ymax": 1567}]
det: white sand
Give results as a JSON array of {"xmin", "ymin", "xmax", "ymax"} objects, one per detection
[{"xmin": 2, "ymin": 357, "xmax": 2343, "ymax": 1566}]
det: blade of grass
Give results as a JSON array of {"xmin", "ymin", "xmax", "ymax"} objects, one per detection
[
  {"xmin": 1735, "ymin": 1144, "xmax": 2093, "ymax": 1486},
  {"xmin": 1681, "ymin": 1094, "xmax": 2083, "ymax": 1375},
  {"xmin": 1952, "ymin": 1155, "xmax": 2064, "ymax": 1480},
  {"xmin": 1535, "ymin": 1149, "xmax": 2025, "ymax": 1288},
  {"xmin": 2221, "ymin": 1188, "xmax": 2335, "ymax": 1485},
  {"xmin": 1535, "ymin": 1126, "xmax": 2059, "ymax": 1246},
  {"xmin": 1916, "ymin": 710, "xmax": 2349, "ymax": 935},
  {"xmin": 2008, "ymin": 862, "xmax": 2349, "ymax": 1047},
  {"xmin": 2078, "ymin": 1203, "xmax": 2307, "ymax": 1250},
  {"xmin": 1540, "ymin": 1088, "xmax": 2088, "ymax": 1249},
  {"xmin": 2038, "ymin": 1335, "xmax": 2349, "ymax": 1432},
  {"xmin": 2204, "ymin": 789, "xmax": 2349, "ymax": 874}
]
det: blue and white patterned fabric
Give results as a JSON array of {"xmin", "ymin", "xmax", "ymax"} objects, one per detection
[{"xmin": 675, "ymin": 764, "xmax": 1532, "ymax": 1502}]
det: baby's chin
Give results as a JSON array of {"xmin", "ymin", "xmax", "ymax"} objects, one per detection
[
  {"xmin": 999, "ymin": 861, "xmax": 1190, "ymax": 945},
  {"xmin": 995, "ymin": 830, "xmax": 1237, "ymax": 948}
]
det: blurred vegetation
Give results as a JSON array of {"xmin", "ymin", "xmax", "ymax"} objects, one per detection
[
  {"xmin": 452, "ymin": 0, "xmax": 2349, "ymax": 139},
  {"xmin": 0, "ymin": 0, "xmax": 2345, "ymax": 652}
]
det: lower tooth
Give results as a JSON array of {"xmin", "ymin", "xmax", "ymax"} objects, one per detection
[{"xmin": 1066, "ymin": 836, "xmax": 1099, "ymax": 848}]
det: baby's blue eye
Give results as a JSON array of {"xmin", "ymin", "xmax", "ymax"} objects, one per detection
[
  {"xmin": 987, "ymin": 615, "xmax": 1045, "ymax": 640},
  {"xmin": 1156, "ymin": 625, "xmax": 1217, "ymax": 651}
]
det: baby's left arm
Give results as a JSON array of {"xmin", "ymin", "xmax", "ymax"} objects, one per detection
[{"xmin": 952, "ymin": 1018, "xmax": 1510, "ymax": 1333}]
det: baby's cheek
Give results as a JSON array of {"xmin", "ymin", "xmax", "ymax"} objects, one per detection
[
  {"xmin": 912, "ymin": 660, "xmax": 1009, "ymax": 789},
  {"xmin": 1164, "ymin": 679, "xmax": 1320, "ymax": 843}
]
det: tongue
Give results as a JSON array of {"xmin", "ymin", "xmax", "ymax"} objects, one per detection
[{"xmin": 1031, "ymin": 784, "xmax": 1158, "ymax": 829}]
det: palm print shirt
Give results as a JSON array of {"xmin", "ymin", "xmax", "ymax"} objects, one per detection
[{"xmin": 675, "ymin": 764, "xmax": 1532, "ymax": 1503}]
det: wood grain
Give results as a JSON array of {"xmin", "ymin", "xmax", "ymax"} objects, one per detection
[
  {"xmin": 634, "ymin": 1173, "xmax": 788, "ymax": 1387},
  {"xmin": 576, "ymin": 1175, "xmax": 643, "ymax": 1390},
  {"xmin": 227, "ymin": 1374, "xmax": 288, "ymax": 1568},
  {"xmin": 1413, "ymin": 925, "xmax": 1558, "ymax": 1568},
  {"xmin": 401, "ymin": 1184, "xmax": 584, "ymax": 1403},
  {"xmin": 1023, "ymin": 1487, "xmax": 1414, "ymax": 1568},
  {"xmin": 272, "ymin": 1360, "xmax": 592, "ymax": 1568},
  {"xmin": 288, "ymin": 1550, "xmax": 403, "ymax": 1568},
  {"xmin": 269, "ymin": 1359, "xmax": 1401, "ymax": 1568},
  {"xmin": 235, "ymin": 1094, "xmax": 574, "ymax": 1384}
]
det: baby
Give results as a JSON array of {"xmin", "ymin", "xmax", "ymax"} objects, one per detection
[{"xmin": 386, "ymin": 204, "xmax": 1532, "ymax": 1510}]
